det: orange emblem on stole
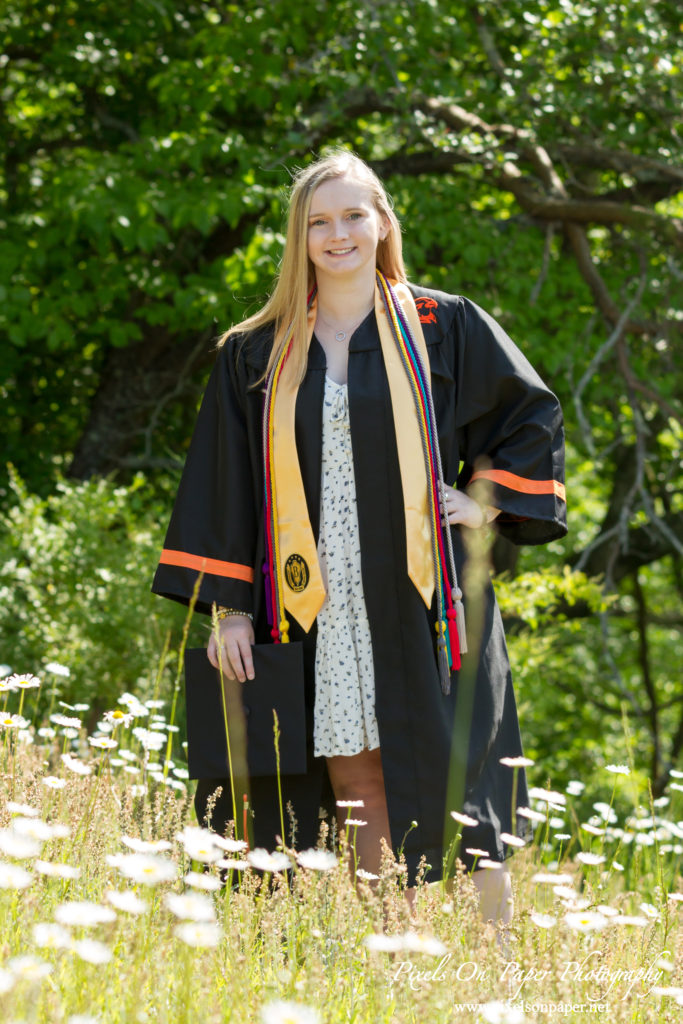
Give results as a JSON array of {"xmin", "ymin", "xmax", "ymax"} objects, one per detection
[{"xmin": 415, "ymin": 297, "xmax": 438, "ymax": 324}]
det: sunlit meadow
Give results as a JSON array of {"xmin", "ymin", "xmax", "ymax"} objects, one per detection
[{"xmin": 1, "ymin": 657, "xmax": 682, "ymax": 1024}]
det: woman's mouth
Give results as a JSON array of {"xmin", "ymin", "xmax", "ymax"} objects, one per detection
[{"xmin": 326, "ymin": 246, "xmax": 356, "ymax": 256}]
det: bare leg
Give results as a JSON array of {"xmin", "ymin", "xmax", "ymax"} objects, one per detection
[{"xmin": 325, "ymin": 746, "xmax": 392, "ymax": 877}]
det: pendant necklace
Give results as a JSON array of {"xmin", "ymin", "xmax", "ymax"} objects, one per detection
[{"xmin": 318, "ymin": 308, "xmax": 371, "ymax": 343}]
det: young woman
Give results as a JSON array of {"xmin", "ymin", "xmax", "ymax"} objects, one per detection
[{"xmin": 152, "ymin": 151, "xmax": 567, "ymax": 922}]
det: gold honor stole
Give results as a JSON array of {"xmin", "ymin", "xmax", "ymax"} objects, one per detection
[{"xmin": 268, "ymin": 278, "xmax": 436, "ymax": 633}]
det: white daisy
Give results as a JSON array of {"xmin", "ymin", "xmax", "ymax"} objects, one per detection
[
  {"xmin": 530, "ymin": 913, "xmax": 556, "ymax": 928},
  {"xmin": 260, "ymin": 1000, "xmax": 321, "ymax": 1024},
  {"xmin": 60, "ymin": 753, "xmax": 92, "ymax": 776},
  {"xmin": 184, "ymin": 871, "xmax": 221, "ymax": 891},
  {"xmin": 528, "ymin": 786, "xmax": 566, "ymax": 806},
  {"xmin": 104, "ymin": 709, "xmax": 135, "ymax": 727},
  {"xmin": 174, "ymin": 922, "xmax": 221, "ymax": 947},
  {"xmin": 5, "ymin": 954, "xmax": 53, "ymax": 981},
  {"xmin": 164, "ymin": 892, "xmax": 216, "ymax": 921},
  {"xmin": 7, "ymin": 801, "xmax": 39, "ymax": 817},
  {"xmin": 45, "ymin": 661, "xmax": 71, "ymax": 677},
  {"xmin": 402, "ymin": 932, "xmax": 448, "ymax": 955},
  {"xmin": 363, "ymin": 933, "xmax": 405, "ymax": 952},
  {"xmin": 0, "ymin": 967, "xmax": 16, "ymax": 994},
  {"xmin": 42, "ymin": 776, "xmax": 67, "ymax": 790},
  {"xmin": 480, "ymin": 1000, "xmax": 525, "ymax": 1024},
  {"xmin": 500, "ymin": 832, "xmax": 526, "ymax": 848},
  {"xmin": 296, "ymin": 849, "xmax": 338, "ymax": 871},
  {"xmin": 32, "ymin": 922, "xmax": 73, "ymax": 949},
  {"xmin": 6, "ymin": 673, "xmax": 41, "ymax": 689},
  {"xmin": 120, "ymin": 835, "xmax": 173, "ymax": 854},
  {"xmin": 106, "ymin": 852, "xmax": 177, "ymax": 886},
  {"xmin": 72, "ymin": 939, "xmax": 112, "ymax": 964},
  {"xmin": 0, "ymin": 829, "xmax": 42, "ymax": 859},
  {"xmin": 564, "ymin": 910, "xmax": 609, "ymax": 932},
  {"xmin": 246, "ymin": 848, "xmax": 292, "ymax": 873},
  {"xmin": 34, "ymin": 860, "xmax": 80, "ymax": 879},
  {"xmin": 605, "ymin": 764, "xmax": 630, "ymax": 775},
  {"xmin": 0, "ymin": 713, "xmax": 30, "ymax": 729},
  {"xmin": 575, "ymin": 851, "xmax": 606, "ymax": 866},
  {"xmin": 55, "ymin": 901, "xmax": 117, "ymax": 926},
  {"xmin": 531, "ymin": 872, "xmax": 574, "ymax": 886},
  {"xmin": 217, "ymin": 858, "xmax": 249, "ymax": 871},
  {"xmin": 105, "ymin": 889, "xmax": 148, "ymax": 914},
  {"xmin": 499, "ymin": 756, "xmax": 534, "ymax": 767},
  {"xmin": 88, "ymin": 736, "xmax": 118, "ymax": 750},
  {"xmin": 0, "ymin": 861, "xmax": 33, "ymax": 889},
  {"xmin": 12, "ymin": 817, "xmax": 69, "ymax": 841},
  {"xmin": 450, "ymin": 811, "xmax": 478, "ymax": 827},
  {"xmin": 516, "ymin": 806, "xmax": 546, "ymax": 823}
]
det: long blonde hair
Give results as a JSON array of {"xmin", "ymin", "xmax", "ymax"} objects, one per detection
[{"xmin": 218, "ymin": 150, "xmax": 407, "ymax": 385}]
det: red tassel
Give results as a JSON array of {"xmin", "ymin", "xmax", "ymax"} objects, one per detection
[{"xmin": 447, "ymin": 615, "xmax": 461, "ymax": 672}]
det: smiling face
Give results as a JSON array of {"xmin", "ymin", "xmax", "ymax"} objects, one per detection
[{"xmin": 307, "ymin": 174, "xmax": 388, "ymax": 285}]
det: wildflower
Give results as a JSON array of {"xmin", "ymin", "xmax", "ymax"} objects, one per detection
[
  {"xmin": 667, "ymin": 893, "xmax": 683, "ymax": 903},
  {"xmin": 0, "ymin": 861, "xmax": 33, "ymax": 889},
  {"xmin": 106, "ymin": 852, "xmax": 178, "ymax": 885},
  {"xmin": 363, "ymin": 933, "xmax": 405, "ymax": 952},
  {"xmin": 146, "ymin": 699, "xmax": 166, "ymax": 709},
  {"xmin": 516, "ymin": 806, "xmax": 545, "ymax": 823},
  {"xmin": 217, "ymin": 858, "xmax": 249, "ymax": 871},
  {"xmin": 132, "ymin": 727, "xmax": 164, "ymax": 750},
  {"xmin": 6, "ymin": 672, "xmax": 41, "ymax": 689},
  {"xmin": 33, "ymin": 923, "xmax": 72, "ymax": 949},
  {"xmin": 554, "ymin": 833, "xmax": 572, "ymax": 841},
  {"xmin": 185, "ymin": 871, "xmax": 221, "ymax": 891},
  {"xmin": 595, "ymin": 904, "xmax": 619, "ymax": 917},
  {"xmin": 478, "ymin": 859, "xmax": 503, "ymax": 870},
  {"xmin": 260, "ymin": 1001, "xmax": 321, "ymax": 1024},
  {"xmin": 402, "ymin": 931, "xmax": 448, "ymax": 955},
  {"xmin": 9, "ymin": 802, "xmax": 37, "ymax": 820},
  {"xmin": 581, "ymin": 823, "xmax": 605, "ymax": 836},
  {"xmin": 38, "ymin": 726, "xmax": 57, "ymax": 738},
  {"xmin": 0, "ymin": 713, "xmax": 30, "ymax": 729},
  {"xmin": 499, "ymin": 756, "xmax": 534, "ymax": 767},
  {"xmin": 118, "ymin": 749, "xmax": 138, "ymax": 762},
  {"xmin": 531, "ymin": 872, "xmax": 574, "ymax": 886},
  {"xmin": 356, "ymin": 868, "xmax": 380, "ymax": 881},
  {"xmin": 176, "ymin": 826, "xmax": 223, "ymax": 864},
  {"xmin": 465, "ymin": 847, "xmax": 489, "ymax": 857},
  {"xmin": 121, "ymin": 835, "xmax": 172, "ymax": 854},
  {"xmin": 605, "ymin": 764, "xmax": 630, "ymax": 775},
  {"xmin": 639, "ymin": 902, "xmax": 660, "ymax": 919},
  {"xmin": 212, "ymin": 834, "xmax": 249, "ymax": 853},
  {"xmin": 88, "ymin": 736, "xmax": 118, "ymax": 750},
  {"xmin": 530, "ymin": 913, "xmax": 556, "ymax": 928},
  {"xmin": 246, "ymin": 848, "xmax": 292, "ymax": 873},
  {"xmin": 564, "ymin": 910, "xmax": 608, "ymax": 932},
  {"xmin": 296, "ymin": 849, "xmax": 338, "ymax": 871},
  {"xmin": 60, "ymin": 753, "xmax": 92, "ymax": 776},
  {"xmin": 575, "ymin": 851, "xmax": 606, "ymax": 866},
  {"xmin": 104, "ymin": 709, "xmax": 134, "ymax": 727},
  {"xmin": 130, "ymin": 784, "xmax": 148, "ymax": 797},
  {"xmin": 35, "ymin": 860, "xmax": 80, "ymax": 879},
  {"xmin": 611, "ymin": 915, "xmax": 648, "ymax": 927},
  {"xmin": 42, "ymin": 776, "xmax": 67, "ymax": 790},
  {"xmin": 164, "ymin": 892, "xmax": 216, "ymax": 922},
  {"xmin": 480, "ymin": 1001, "xmax": 526, "ymax": 1024},
  {"xmin": 55, "ymin": 901, "xmax": 117, "ymax": 926},
  {"xmin": 173, "ymin": 767, "xmax": 189, "ymax": 780},
  {"xmin": 344, "ymin": 818, "xmax": 367, "ymax": 827},
  {"xmin": 0, "ymin": 830, "xmax": 42, "ymax": 859},
  {"xmin": 12, "ymin": 817, "xmax": 69, "ymax": 841},
  {"xmin": 0, "ymin": 677, "xmax": 15, "ymax": 693},
  {"xmin": 0, "ymin": 968, "xmax": 16, "ymax": 994},
  {"xmin": 68, "ymin": 1017, "xmax": 100, "ymax": 1024},
  {"xmin": 73, "ymin": 703, "xmax": 89, "ymax": 711},
  {"xmin": 500, "ymin": 832, "xmax": 525, "ymax": 848},
  {"xmin": 174, "ymin": 922, "xmax": 221, "ymax": 947},
  {"xmin": 549, "ymin": 816, "xmax": 565, "ymax": 829},
  {"xmin": 528, "ymin": 786, "xmax": 566, "ymax": 806},
  {"xmin": 45, "ymin": 661, "xmax": 71, "ymax": 677},
  {"xmin": 5, "ymin": 954, "xmax": 52, "ymax": 981},
  {"xmin": 336, "ymin": 799, "xmax": 365, "ymax": 807},
  {"xmin": 51, "ymin": 713, "xmax": 82, "ymax": 729},
  {"xmin": 450, "ymin": 811, "xmax": 478, "ymax": 827},
  {"xmin": 592, "ymin": 802, "xmax": 618, "ymax": 823},
  {"xmin": 105, "ymin": 889, "xmax": 148, "ymax": 914},
  {"xmin": 72, "ymin": 939, "xmax": 113, "ymax": 964}
]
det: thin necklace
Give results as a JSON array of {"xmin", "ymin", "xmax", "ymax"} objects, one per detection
[{"xmin": 317, "ymin": 306, "xmax": 372, "ymax": 343}]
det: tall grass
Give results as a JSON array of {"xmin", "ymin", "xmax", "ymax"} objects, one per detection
[{"xmin": 1, "ymin": 656, "xmax": 682, "ymax": 1024}]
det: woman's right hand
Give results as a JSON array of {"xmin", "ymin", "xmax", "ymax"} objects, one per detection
[{"xmin": 207, "ymin": 615, "xmax": 255, "ymax": 682}]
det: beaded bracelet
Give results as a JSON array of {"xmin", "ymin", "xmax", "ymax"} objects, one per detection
[{"xmin": 215, "ymin": 606, "xmax": 253, "ymax": 622}]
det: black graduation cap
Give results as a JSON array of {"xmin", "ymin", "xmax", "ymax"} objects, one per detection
[{"xmin": 183, "ymin": 644, "xmax": 307, "ymax": 780}]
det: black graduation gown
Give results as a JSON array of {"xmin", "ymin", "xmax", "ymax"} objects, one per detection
[{"xmin": 151, "ymin": 284, "xmax": 567, "ymax": 885}]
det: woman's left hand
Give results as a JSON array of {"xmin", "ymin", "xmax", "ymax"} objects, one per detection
[{"xmin": 441, "ymin": 484, "xmax": 485, "ymax": 529}]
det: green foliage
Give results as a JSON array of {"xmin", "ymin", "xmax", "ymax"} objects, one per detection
[{"xmin": 0, "ymin": 467, "xmax": 191, "ymax": 720}]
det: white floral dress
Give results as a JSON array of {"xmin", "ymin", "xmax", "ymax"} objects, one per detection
[{"xmin": 313, "ymin": 375, "xmax": 380, "ymax": 758}]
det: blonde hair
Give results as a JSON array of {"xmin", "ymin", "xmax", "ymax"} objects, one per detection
[{"xmin": 218, "ymin": 149, "xmax": 406, "ymax": 386}]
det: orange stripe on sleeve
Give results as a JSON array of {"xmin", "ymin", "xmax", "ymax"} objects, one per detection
[
  {"xmin": 470, "ymin": 469, "xmax": 566, "ymax": 503},
  {"xmin": 159, "ymin": 549, "xmax": 254, "ymax": 583}
]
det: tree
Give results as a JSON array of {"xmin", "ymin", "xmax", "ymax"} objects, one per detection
[{"xmin": 1, "ymin": 0, "xmax": 681, "ymax": 787}]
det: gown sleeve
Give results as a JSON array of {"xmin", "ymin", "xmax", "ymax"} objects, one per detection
[
  {"xmin": 151, "ymin": 336, "xmax": 259, "ymax": 616},
  {"xmin": 454, "ymin": 296, "xmax": 567, "ymax": 545}
]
